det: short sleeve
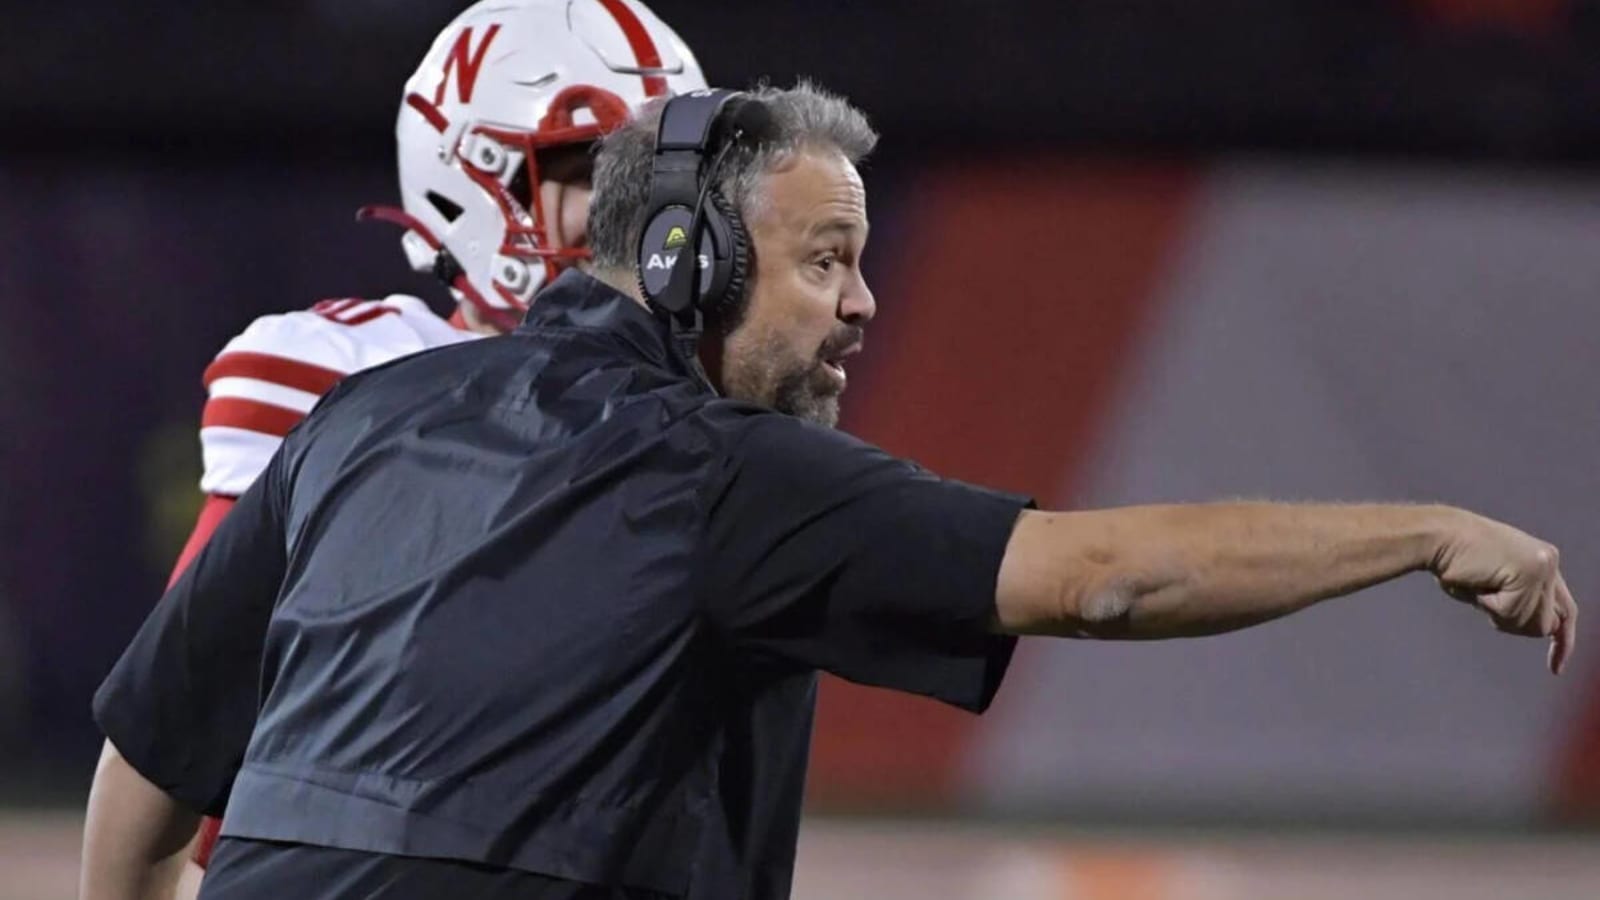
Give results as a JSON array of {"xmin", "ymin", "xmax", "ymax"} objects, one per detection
[
  {"xmin": 197, "ymin": 311, "xmax": 349, "ymax": 496},
  {"xmin": 93, "ymin": 447, "xmax": 292, "ymax": 816},
  {"xmin": 698, "ymin": 411, "xmax": 1031, "ymax": 713}
]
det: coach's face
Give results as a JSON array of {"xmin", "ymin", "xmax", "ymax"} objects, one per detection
[{"xmin": 719, "ymin": 147, "xmax": 875, "ymax": 428}]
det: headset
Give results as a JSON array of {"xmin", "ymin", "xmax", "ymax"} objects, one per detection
[{"xmin": 636, "ymin": 88, "xmax": 774, "ymax": 352}]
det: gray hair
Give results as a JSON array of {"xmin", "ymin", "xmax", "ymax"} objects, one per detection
[{"xmin": 588, "ymin": 80, "xmax": 878, "ymax": 275}]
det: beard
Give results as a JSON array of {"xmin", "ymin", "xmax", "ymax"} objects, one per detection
[
  {"xmin": 769, "ymin": 358, "xmax": 842, "ymax": 427},
  {"xmin": 722, "ymin": 322, "xmax": 862, "ymax": 428}
]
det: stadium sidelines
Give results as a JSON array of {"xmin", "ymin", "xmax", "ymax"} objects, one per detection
[{"xmin": 8, "ymin": 810, "xmax": 1597, "ymax": 899}]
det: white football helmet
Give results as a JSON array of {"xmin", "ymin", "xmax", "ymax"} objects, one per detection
[{"xmin": 362, "ymin": 0, "xmax": 707, "ymax": 330}]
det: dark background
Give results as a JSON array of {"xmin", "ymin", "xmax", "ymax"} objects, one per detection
[
  {"xmin": 2, "ymin": 0, "xmax": 1597, "ymax": 816},
  {"xmin": 8, "ymin": 1, "xmax": 1600, "ymax": 161}
]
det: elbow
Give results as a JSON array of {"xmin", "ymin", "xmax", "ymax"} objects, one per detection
[
  {"xmin": 1076, "ymin": 579, "xmax": 1135, "ymax": 629},
  {"xmin": 1056, "ymin": 574, "xmax": 1138, "ymax": 638},
  {"xmin": 1059, "ymin": 561, "xmax": 1195, "ymax": 638},
  {"xmin": 993, "ymin": 510, "xmax": 1171, "ymax": 637},
  {"xmin": 996, "ymin": 570, "xmax": 1138, "ymax": 638},
  {"xmin": 993, "ymin": 509, "xmax": 1195, "ymax": 638}
]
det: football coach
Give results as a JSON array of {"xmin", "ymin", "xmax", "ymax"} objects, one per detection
[{"xmin": 85, "ymin": 82, "xmax": 1577, "ymax": 900}]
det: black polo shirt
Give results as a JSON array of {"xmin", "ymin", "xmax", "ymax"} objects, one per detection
[{"xmin": 95, "ymin": 270, "xmax": 1028, "ymax": 900}]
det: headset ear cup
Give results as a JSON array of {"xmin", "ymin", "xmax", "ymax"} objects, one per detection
[{"xmin": 706, "ymin": 191, "xmax": 751, "ymax": 324}]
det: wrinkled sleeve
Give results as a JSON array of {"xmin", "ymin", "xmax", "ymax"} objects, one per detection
[
  {"xmin": 93, "ymin": 447, "xmax": 291, "ymax": 817},
  {"xmin": 698, "ymin": 412, "xmax": 1031, "ymax": 712}
]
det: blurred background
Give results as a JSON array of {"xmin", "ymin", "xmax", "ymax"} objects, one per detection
[{"xmin": 2, "ymin": 0, "xmax": 1598, "ymax": 896}]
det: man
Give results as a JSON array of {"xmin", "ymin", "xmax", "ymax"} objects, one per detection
[
  {"xmin": 81, "ymin": 1, "xmax": 707, "ymax": 896},
  {"xmin": 86, "ymin": 83, "xmax": 1577, "ymax": 900}
]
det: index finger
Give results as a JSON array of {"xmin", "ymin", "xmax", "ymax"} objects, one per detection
[{"xmin": 1550, "ymin": 573, "xmax": 1578, "ymax": 676}]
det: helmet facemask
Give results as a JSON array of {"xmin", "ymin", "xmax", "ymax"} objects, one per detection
[{"xmin": 459, "ymin": 85, "xmax": 633, "ymax": 310}]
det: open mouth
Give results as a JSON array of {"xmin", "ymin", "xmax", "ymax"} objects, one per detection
[{"xmin": 819, "ymin": 338, "xmax": 862, "ymax": 381}]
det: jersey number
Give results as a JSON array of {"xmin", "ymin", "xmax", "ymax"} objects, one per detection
[{"xmin": 313, "ymin": 299, "xmax": 396, "ymax": 327}]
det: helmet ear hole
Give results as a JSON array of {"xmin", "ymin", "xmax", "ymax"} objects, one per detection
[{"xmin": 426, "ymin": 191, "xmax": 464, "ymax": 223}]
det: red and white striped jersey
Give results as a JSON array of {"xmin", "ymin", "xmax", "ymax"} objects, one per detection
[{"xmin": 198, "ymin": 295, "xmax": 479, "ymax": 496}]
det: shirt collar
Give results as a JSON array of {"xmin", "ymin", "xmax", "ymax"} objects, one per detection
[{"xmin": 517, "ymin": 269, "xmax": 690, "ymax": 375}]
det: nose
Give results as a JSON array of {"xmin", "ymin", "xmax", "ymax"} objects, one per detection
[{"xmin": 838, "ymin": 269, "xmax": 876, "ymax": 325}]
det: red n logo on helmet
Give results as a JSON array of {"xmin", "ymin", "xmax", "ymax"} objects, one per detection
[{"xmin": 432, "ymin": 24, "xmax": 502, "ymax": 106}]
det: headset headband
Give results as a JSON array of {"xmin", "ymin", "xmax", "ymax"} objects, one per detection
[
  {"xmin": 639, "ymin": 89, "xmax": 743, "ymax": 321},
  {"xmin": 637, "ymin": 89, "xmax": 769, "ymax": 337}
]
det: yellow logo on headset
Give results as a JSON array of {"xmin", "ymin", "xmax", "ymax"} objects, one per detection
[{"xmin": 663, "ymin": 225, "xmax": 689, "ymax": 250}]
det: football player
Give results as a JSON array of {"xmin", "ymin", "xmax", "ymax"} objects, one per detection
[{"xmin": 80, "ymin": 2, "xmax": 706, "ymax": 898}]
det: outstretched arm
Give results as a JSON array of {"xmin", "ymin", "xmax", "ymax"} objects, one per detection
[{"xmin": 994, "ymin": 503, "xmax": 1577, "ymax": 673}]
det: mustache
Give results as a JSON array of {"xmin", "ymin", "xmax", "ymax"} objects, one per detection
[{"xmin": 816, "ymin": 324, "xmax": 865, "ymax": 361}]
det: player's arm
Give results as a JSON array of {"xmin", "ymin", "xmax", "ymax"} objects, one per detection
[
  {"xmin": 80, "ymin": 742, "xmax": 199, "ymax": 900},
  {"xmin": 167, "ymin": 496, "xmax": 238, "ymax": 588},
  {"xmin": 993, "ymin": 503, "xmax": 1578, "ymax": 672}
]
